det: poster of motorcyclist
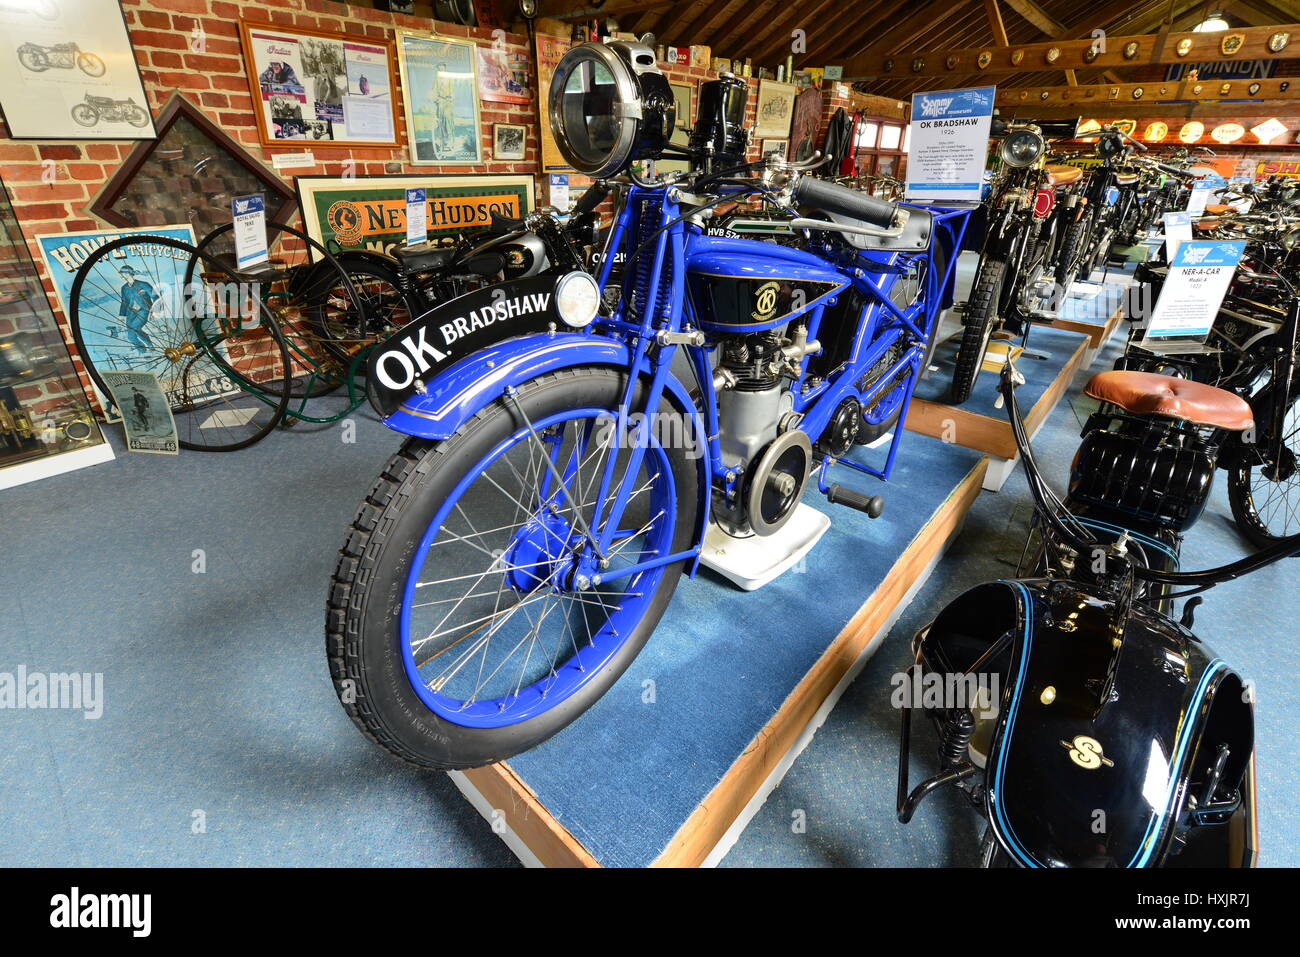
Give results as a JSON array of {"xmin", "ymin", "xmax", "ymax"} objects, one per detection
[
  {"xmin": 36, "ymin": 225, "xmax": 236, "ymax": 420},
  {"xmin": 396, "ymin": 30, "xmax": 483, "ymax": 165},
  {"xmin": 101, "ymin": 370, "xmax": 177, "ymax": 455},
  {"xmin": 0, "ymin": 0, "xmax": 155, "ymax": 139},
  {"xmin": 240, "ymin": 20, "xmax": 398, "ymax": 148}
]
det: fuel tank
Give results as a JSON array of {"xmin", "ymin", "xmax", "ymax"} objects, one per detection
[
  {"xmin": 919, "ymin": 579, "xmax": 1255, "ymax": 867},
  {"xmin": 685, "ymin": 235, "xmax": 848, "ymax": 334}
]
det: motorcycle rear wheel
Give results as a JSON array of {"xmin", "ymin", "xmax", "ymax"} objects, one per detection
[{"xmin": 327, "ymin": 367, "xmax": 699, "ymax": 769}]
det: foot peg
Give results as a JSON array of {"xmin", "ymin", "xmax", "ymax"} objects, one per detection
[{"xmin": 826, "ymin": 484, "xmax": 885, "ymax": 518}]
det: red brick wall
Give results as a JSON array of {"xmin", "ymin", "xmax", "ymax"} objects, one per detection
[{"xmin": 0, "ymin": 3, "xmax": 847, "ymax": 418}]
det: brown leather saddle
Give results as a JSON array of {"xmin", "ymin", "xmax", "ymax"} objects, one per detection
[
  {"xmin": 1045, "ymin": 164, "xmax": 1083, "ymax": 188},
  {"xmin": 1084, "ymin": 370, "xmax": 1253, "ymax": 431}
]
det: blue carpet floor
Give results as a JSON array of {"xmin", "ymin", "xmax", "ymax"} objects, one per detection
[
  {"xmin": 2, "ymin": 303, "xmax": 1294, "ymax": 868},
  {"xmin": 723, "ymin": 335, "xmax": 1300, "ymax": 868}
]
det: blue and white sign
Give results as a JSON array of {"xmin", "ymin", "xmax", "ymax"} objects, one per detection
[
  {"xmin": 549, "ymin": 173, "xmax": 570, "ymax": 210},
  {"xmin": 1161, "ymin": 210, "xmax": 1191, "ymax": 260},
  {"xmin": 905, "ymin": 86, "xmax": 996, "ymax": 203},
  {"xmin": 231, "ymin": 194, "xmax": 268, "ymax": 269},
  {"xmin": 1186, "ymin": 182, "xmax": 1214, "ymax": 217},
  {"xmin": 1146, "ymin": 240, "xmax": 1245, "ymax": 340},
  {"xmin": 405, "ymin": 188, "xmax": 427, "ymax": 246}
]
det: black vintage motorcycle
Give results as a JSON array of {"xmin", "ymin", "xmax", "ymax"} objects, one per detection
[
  {"xmin": 949, "ymin": 122, "xmax": 1083, "ymax": 403},
  {"xmin": 16, "ymin": 41, "xmax": 104, "ymax": 76},
  {"xmin": 69, "ymin": 93, "xmax": 149, "ymax": 129},
  {"xmin": 895, "ymin": 357, "xmax": 1300, "ymax": 866}
]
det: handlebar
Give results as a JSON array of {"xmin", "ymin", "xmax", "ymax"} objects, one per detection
[
  {"xmin": 792, "ymin": 175, "xmax": 902, "ymax": 229},
  {"xmin": 571, "ymin": 181, "xmax": 610, "ymax": 219}
]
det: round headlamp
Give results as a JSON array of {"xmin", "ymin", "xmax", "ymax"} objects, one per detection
[
  {"xmin": 1097, "ymin": 130, "xmax": 1124, "ymax": 158},
  {"xmin": 555, "ymin": 271, "xmax": 601, "ymax": 328},
  {"xmin": 549, "ymin": 41, "xmax": 675, "ymax": 177},
  {"xmin": 1000, "ymin": 128, "xmax": 1045, "ymax": 167}
]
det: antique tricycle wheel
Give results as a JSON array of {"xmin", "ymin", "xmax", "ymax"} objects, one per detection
[
  {"xmin": 186, "ymin": 221, "xmax": 365, "ymax": 403},
  {"xmin": 68, "ymin": 234, "xmax": 293, "ymax": 451}
]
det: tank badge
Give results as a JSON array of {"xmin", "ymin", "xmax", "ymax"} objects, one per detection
[
  {"xmin": 1061, "ymin": 735, "xmax": 1114, "ymax": 770},
  {"xmin": 752, "ymin": 281, "xmax": 781, "ymax": 321}
]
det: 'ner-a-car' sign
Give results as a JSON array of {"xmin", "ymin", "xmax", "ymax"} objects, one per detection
[{"xmin": 366, "ymin": 274, "xmax": 564, "ymax": 418}]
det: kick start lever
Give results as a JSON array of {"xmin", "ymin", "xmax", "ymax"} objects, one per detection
[{"xmin": 826, "ymin": 484, "xmax": 885, "ymax": 518}]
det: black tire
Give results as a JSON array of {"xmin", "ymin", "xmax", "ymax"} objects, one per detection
[
  {"xmin": 312, "ymin": 252, "xmax": 415, "ymax": 367},
  {"xmin": 950, "ymin": 258, "xmax": 1006, "ymax": 404},
  {"xmin": 1227, "ymin": 391, "xmax": 1300, "ymax": 548},
  {"xmin": 979, "ymin": 826, "xmax": 1016, "ymax": 867},
  {"xmin": 326, "ymin": 367, "xmax": 700, "ymax": 769},
  {"xmin": 1054, "ymin": 216, "xmax": 1087, "ymax": 291}
]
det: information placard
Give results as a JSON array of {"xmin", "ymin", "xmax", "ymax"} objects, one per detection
[
  {"xmin": 1161, "ymin": 211, "xmax": 1191, "ymax": 261},
  {"xmin": 905, "ymin": 86, "xmax": 995, "ymax": 203},
  {"xmin": 231, "ymin": 194, "xmax": 269, "ymax": 269},
  {"xmin": 1146, "ymin": 240, "xmax": 1245, "ymax": 340},
  {"xmin": 405, "ymin": 187, "xmax": 427, "ymax": 245}
]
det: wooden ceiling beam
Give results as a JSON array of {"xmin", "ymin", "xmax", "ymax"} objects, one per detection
[
  {"xmin": 536, "ymin": 0, "xmax": 677, "ymax": 21},
  {"xmin": 707, "ymin": 2, "xmax": 780, "ymax": 58},
  {"xmin": 984, "ymin": 0, "xmax": 1009, "ymax": 46},
  {"xmin": 1002, "ymin": 0, "xmax": 1066, "ymax": 35},
  {"xmin": 805, "ymin": 0, "xmax": 911, "ymax": 65},
  {"xmin": 998, "ymin": 76, "xmax": 1300, "ymax": 107},
  {"xmin": 726, "ymin": 2, "xmax": 806, "ymax": 61},
  {"xmin": 750, "ymin": 0, "xmax": 843, "ymax": 64},
  {"xmin": 842, "ymin": 21, "xmax": 1300, "ymax": 78}
]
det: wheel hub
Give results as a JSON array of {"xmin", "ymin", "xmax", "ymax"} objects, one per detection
[{"xmin": 503, "ymin": 510, "xmax": 581, "ymax": 593}]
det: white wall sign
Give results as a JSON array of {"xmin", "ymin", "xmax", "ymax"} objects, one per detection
[
  {"xmin": 905, "ymin": 86, "xmax": 996, "ymax": 203},
  {"xmin": 1146, "ymin": 240, "xmax": 1245, "ymax": 340}
]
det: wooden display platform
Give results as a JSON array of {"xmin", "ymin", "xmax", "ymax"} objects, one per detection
[
  {"xmin": 447, "ymin": 437, "xmax": 989, "ymax": 867},
  {"xmin": 907, "ymin": 297, "xmax": 1124, "ymax": 489}
]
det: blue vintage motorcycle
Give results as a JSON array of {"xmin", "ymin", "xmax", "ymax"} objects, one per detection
[{"xmin": 327, "ymin": 40, "xmax": 973, "ymax": 768}]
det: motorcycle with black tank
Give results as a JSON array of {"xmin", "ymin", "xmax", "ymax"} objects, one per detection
[
  {"xmin": 326, "ymin": 40, "xmax": 974, "ymax": 770},
  {"xmin": 949, "ymin": 120, "xmax": 1083, "ymax": 404},
  {"xmin": 894, "ymin": 354, "xmax": 1300, "ymax": 866}
]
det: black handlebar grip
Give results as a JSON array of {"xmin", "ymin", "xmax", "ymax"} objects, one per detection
[
  {"xmin": 1156, "ymin": 162, "xmax": 1195, "ymax": 178},
  {"xmin": 826, "ymin": 483, "xmax": 885, "ymax": 518},
  {"xmin": 572, "ymin": 182, "xmax": 610, "ymax": 218},
  {"xmin": 793, "ymin": 176, "xmax": 900, "ymax": 229}
]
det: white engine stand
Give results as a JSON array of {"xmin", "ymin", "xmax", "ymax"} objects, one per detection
[{"xmin": 699, "ymin": 504, "xmax": 832, "ymax": 591}]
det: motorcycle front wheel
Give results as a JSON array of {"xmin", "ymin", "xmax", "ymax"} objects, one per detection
[
  {"xmin": 327, "ymin": 367, "xmax": 699, "ymax": 769},
  {"xmin": 77, "ymin": 52, "xmax": 106, "ymax": 77},
  {"xmin": 1228, "ymin": 389, "xmax": 1300, "ymax": 548},
  {"xmin": 950, "ymin": 257, "xmax": 1006, "ymax": 404},
  {"xmin": 70, "ymin": 104, "xmax": 97, "ymax": 127}
]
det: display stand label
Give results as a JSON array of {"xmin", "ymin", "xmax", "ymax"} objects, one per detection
[
  {"xmin": 1162, "ymin": 211, "xmax": 1192, "ymax": 260},
  {"xmin": 1146, "ymin": 240, "xmax": 1245, "ymax": 340},
  {"xmin": 231, "ymin": 194, "xmax": 269, "ymax": 269},
  {"xmin": 905, "ymin": 86, "xmax": 995, "ymax": 203},
  {"xmin": 549, "ymin": 173, "xmax": 570, "ymax": 210},
  {"xmin": 405, "ymin": 188, "xmax": 427, "ymax": 245},
  {"xmin": 1186, "ymin": 183, "xmax": 1213, "ymax": 217}
]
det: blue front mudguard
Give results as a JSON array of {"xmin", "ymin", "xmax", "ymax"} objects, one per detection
[{"xmin": 379, "ymin": 329, "xmax": 711, "ymax": 573}]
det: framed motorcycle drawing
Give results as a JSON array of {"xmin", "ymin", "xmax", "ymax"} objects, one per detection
[
  {"xmin": 238, "ymin": 18, "xmax": 399, "ymax": 149},
  {"xmin": 0, "ymin": 0, "xmax": 154, "ymax": 139},
  {"xmin": 396, "ymin": 30, "xmax": 484, "ymax": 166}
]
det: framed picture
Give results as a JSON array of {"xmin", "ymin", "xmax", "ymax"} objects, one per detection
[
  {"xmin": 88, "ymin": 93, "xmax": 297, "ymax": 236},
  {"xmin": 760, "ymin": 139, "xmax": 788, "ymax": 160},
  {"xmin": 493, "ymin": 123, "xmax": 526, "ymax": 160},
  {"xmin": 791, "ymin": 86, "xmax": 822, "ymax": 162},
  {"xmin": 0, "ymin": 0, "xmax": 154, "ymax": 140},
  {"xmin": 477, "ymin": 44, "xmax": 531, "ymax": 105},
  {"xmin": 238, "ymin": 18, "xmax": 399, "ymax": 149},
  {"xmin": 296, "ymin": 174, "xmax": 534, "ymax": 255},
  {"xmin": 35, "ymin": 224, "xmax": 198, "ymax": 419},
  {"xmin": 755, "ymin": 80, "xmax": 796, "ymax": 139},
  {"xmin": 397, "ymin": 30, "xmax": 483, "ymax": 166},
  {"xmin": 535, "ymin": 32, "xmax": 576, "ymax": 171}
]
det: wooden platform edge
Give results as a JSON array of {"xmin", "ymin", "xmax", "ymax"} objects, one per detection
[
  {"xmin": 455, "ymin": 761, "xmax": 600, "ymax": 868},
  {"xmin": 651, "ymin": 455, "xmax": 990, "ymax": 867},
  {"xmin": 905, "ymin": 323, "xmax": 1099, "ymax": 459}
]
